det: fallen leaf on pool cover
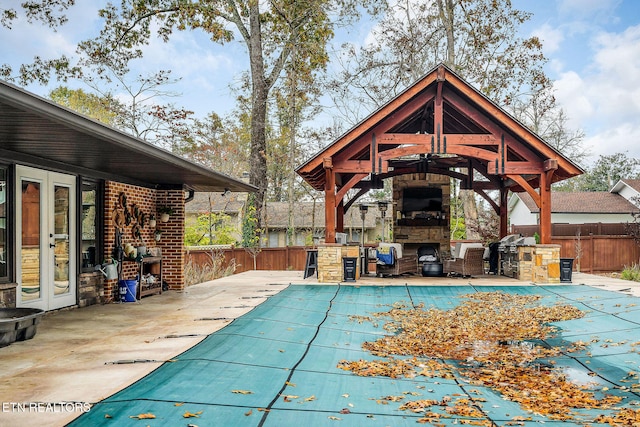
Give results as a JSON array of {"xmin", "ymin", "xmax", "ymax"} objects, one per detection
[
  {"xmin": 183, "ymin": 410, "xmax": 202, "ymax": 418},
  {"xmin": 129, "ymin": 413, "xmax": 156, "ymax": 419},
  {"xmin": 337, "ymin": 291, "xmax": 629, "ymax": 421},
  {"xmin": 398, "ymin": 399, "xmax": 440, "ymax": 413},
  {"xmin": 594, "ymin": 408, "xmax": 640, "ymax": 425},
  {"xmin": 245, "ymin": 409, "xmax": 252, "ymax": 416},
  {"xmin": 231, "ymin": 390, "xmax": 253, "ymax": 394},
  {"xmin": 380, "ymin": 395, "xmax": 404, "ymax": 402}
]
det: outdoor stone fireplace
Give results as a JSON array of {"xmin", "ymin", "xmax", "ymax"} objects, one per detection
[{"xmin": 392, "ymin": 173, "xmax": 451, "ymax": 258}]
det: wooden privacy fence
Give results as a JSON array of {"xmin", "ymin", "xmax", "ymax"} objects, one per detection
[
  {"xmin": 512, "ymin": 223, "xmax": 640, "ymax": 273},
  {"xmin": 549, "ymin": 235, "xmax": 640, "ymax": 273},
  {"xmin": 187, "ymin": 225, "xmax": 640, "ymax": 274},
  {"xmin": 512, "ymin": 223, "xmax": 629, "ymax": 237},
  {"xmin": 186, "ymin": 246, "xmax": 310, "ymax": 274}
]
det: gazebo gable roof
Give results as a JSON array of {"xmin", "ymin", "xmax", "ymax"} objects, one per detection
[{"xmin": 297, "ymin": 63, "xmax": 583, "ymax": 192}]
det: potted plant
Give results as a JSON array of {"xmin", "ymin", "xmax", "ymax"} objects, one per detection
[
  {"xmin": 148, "ymin": 214, "xmax": 156, "ymax": 228},
  {"xmin": 154, "ymin": 229, "xmax": 163, "ymax": 242},
  {"xmin": 157, "ymin": 206, "xmax": 174, "ymax": 222}
]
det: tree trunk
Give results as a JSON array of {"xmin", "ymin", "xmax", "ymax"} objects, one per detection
[
  {"xmin": 438, "ymin": 0, "xmax": 480, "ymax": 241},
  {"xmin": 248, "ymin": 2, "xmax": 268, "ymax": 230},
  {"xmin": 460, "ymin": 189, "xmax": 480, "ymax": 240}
]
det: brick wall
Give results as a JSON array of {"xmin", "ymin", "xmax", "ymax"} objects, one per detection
[
  {"xmin": 155, "ymin": 190, "xmax": 185, "ymax": 290},
  {"xmin": 103, "ymin": 183, "xmax": 185, "ymax": 301}
]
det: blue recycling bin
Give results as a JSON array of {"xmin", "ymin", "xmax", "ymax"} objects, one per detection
[{"xmin": 119, "ymin": 280, "xmax": 138, "ymax": 302}]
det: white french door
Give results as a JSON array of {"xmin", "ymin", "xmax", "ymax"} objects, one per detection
[{"xmin": 16, "ymin": 166, "xmax": 76, "ymax": 310}]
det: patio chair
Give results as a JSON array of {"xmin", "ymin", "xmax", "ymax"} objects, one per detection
[
  {"xmin": 376, "ymin": 243, "xmax": 418, "ymax": 277},
  {"xmin": 444, "ymin": 246, "xmax": 485, "ymax": 277}
]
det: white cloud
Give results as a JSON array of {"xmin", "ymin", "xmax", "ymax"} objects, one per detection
[
  {"xmin": 583, "ymin": 122, "xmax": 640, "ymax": 159},
  {"xmin": 553, "ymin": 71, "xmax": 594, "ymax": 128},
  {"xmin": 552, "ymin": 22, "xmax": 640, "ymax": 159},
  {"xmin": 532, "ymin": 23, "xmax": 564, "ymax": 55}
]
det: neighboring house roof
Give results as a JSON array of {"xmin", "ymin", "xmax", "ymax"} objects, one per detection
[
  {"xmin": 514, "ymin": 191, "xmax": 640, "ymax": 214},
  {"xmin": 187, "ymin": 192, "xmax": 246, "ymax": 214},
  {"xmin": 265, "ymin": 202, "xmax": 380, "ymax": 229},
  {"xmin": 610, "ymin": 178, "xmax": 640, "ymax": 195},
  {"xmin": 0, "ymin": 80, "xmax": 256, "ymax": 193},
  {"xmin": 185, "ymin": 194, "xmax": 382, "ymax": 229}
]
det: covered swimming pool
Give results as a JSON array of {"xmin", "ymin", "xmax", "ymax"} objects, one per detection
[{"xmin": 69, "ymin": 284, "xmax": 640, "ymax": 426}]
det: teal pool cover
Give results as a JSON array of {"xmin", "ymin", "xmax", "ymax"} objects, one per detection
[{"xmin": 69, "ymin": 284, "xmax": 640, "ymax": 426}]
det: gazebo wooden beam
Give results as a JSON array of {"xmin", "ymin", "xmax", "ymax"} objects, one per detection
[
  {"xmin": 336, "ymin": 173, "xmax": 369, "ymax": 202},
  {"xmin": 378, "ymin": 133, "xmax": 547, "ymax": 176},
  {"xmin": 296, "ymin": 63, "xmax": 584, "ymax": 247},
  {"xmin": 332, "ymin": 89, "xmax": 438, "ymax": 166}
]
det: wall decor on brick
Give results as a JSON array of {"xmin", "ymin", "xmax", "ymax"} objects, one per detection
[{"xmin": 102, "ymin": 183, "xmax": 185, "ymax": 301}]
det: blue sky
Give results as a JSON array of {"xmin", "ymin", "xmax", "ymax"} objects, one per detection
[
  {"xmin": 2, "ymin": 0, "xmax": 639, "ymax": 164},
  {"xmin": 513, "ymin": 0, "xmax": 640, "ymax": 163}
]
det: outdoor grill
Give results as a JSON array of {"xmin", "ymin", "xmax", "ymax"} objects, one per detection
[{"xmin": 498, "ymin": 234, "xmax": 536, "ymax": 278}]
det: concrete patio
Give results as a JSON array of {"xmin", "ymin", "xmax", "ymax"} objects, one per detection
[{"xmin": 0, "ymin": 270, "xmax": 638, "ymax": 426}]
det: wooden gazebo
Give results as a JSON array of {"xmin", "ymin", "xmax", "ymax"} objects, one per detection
[{"xmin": 296, "ymin": 64, "xmax": 583, "ymax": 244}]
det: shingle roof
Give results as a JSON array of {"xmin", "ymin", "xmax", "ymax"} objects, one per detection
[
  {"xmin": 185, "ymin": 193, "xmax": 382, "ymax": 229},
  {"xmin": 516, "ymin": 191, "xmax": 640, "ymax": 214},
  {"xmin": 187, "ymin": 192, "xmax": 246, "ymax": 213},
  {"xmin": 265, "ymin": 202, "xmax": 379, "ymax": 229},
  {"xmin": 619, "ymin": 179, "xmax": 640, "ymax": 192}
]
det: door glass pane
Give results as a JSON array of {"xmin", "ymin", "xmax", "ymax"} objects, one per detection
[
  {"xmin": 54, "ymin": 185, "xmax": 70, "ymax": 295},
  {"xmin": 0, "ymin": 168, "xmax": 6, "ymax": 278},
  {"xmin": 21, "ymin": 181, "xmax": 40, "ymax": 301},
  {"xmin": 81, "ymin": 182, "xmax": 97, "ymax": 271}
]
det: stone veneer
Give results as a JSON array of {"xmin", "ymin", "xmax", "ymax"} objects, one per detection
[
  {"xmin": 0, "ymin": 283, "xmax": 17, "ymax": 308},
  {"xmin": 533, "ymin": 244, "xmax": 561, "ymax": 283},
  {"xmin": 78, "ymin": 272, "xmax": 104, "ymax": 308},
  {"xmin": 392, "ymin": 173, "xmax": 451, "ymax": 257},
  {"xmin": 515, "ymin": 244, "xmax": 560, "ymax": 283},
  {"xmin": 317, "ymin": 244, "xmax": 360, "ymax": 283}
]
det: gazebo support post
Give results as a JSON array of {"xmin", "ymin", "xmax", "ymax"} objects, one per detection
[
  {"xmin": 499, "ymin": 186, "xmax": 509, "ymax": 238},
  {"xmin": 336, "ymin": 201, "xmax": 344, "ymax": 233},
  {"xmin": 324, "ymin": 158, "xmax": 336, "ymax": 243}
]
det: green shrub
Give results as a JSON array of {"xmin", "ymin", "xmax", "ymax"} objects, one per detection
[{"xmin": 621, "ymin": 264, "xmax": 640, "ymax": 282}]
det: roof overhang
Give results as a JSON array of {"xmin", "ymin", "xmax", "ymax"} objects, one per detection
[
  {"xmin": 0, "ymin": 80, "xmax": 256, "ymax": 193},
  {"xmin": 296, "ymin": 64, "xmax": 584, "ymax": 193}
]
